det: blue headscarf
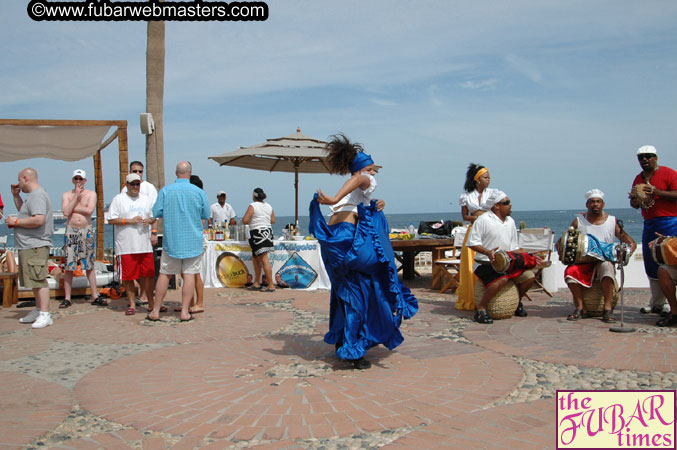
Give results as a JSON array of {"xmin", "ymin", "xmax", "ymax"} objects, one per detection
[{"xmin": 350, "ymin": 152, "xmax": 374, "ymax": 173}]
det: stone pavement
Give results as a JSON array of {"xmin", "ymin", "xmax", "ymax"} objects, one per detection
[{"xmin": 1, "ymin": 276, "xmax": 675, "ymax": 449}]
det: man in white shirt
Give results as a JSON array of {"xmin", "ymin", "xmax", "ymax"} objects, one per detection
[
  {"xmin": 556, "ymin": 189, "xmax": 636, "ymax": 323},
  {"xmin": 209, "ymin": 191, "xmax": 236, "ymax": 227},
  {"xmin": 121, "ymin": 161, "xmax": 159, "ymax": 305},
  {"xmin": 467, "ymin": 191, "xmax": 540, "ymax": 324},
  {"xmin": 122, "ymin": 161, "xmax": 158, "ymax": 207},
  {"xmin": 108, "ymin": 173, "xmax": 157, "ymax": 316}
]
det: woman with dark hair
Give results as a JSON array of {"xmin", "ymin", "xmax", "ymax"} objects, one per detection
[
  {"xmin": 456, "ymin": 163, "xmax": 499, "ymax": 310},
  {"xmin": 242, "ymin": 188, "xmax": 276, "ymax": 292},
  {"xmin": 310, "ymin": 133, "xmax": 418, "ymax": 370}
]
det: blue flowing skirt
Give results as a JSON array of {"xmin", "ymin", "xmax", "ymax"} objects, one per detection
[{"xmin": 309, "ymin": 195, "xmax": 418, "ymax": 360}]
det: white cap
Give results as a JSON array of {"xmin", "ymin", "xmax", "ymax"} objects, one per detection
[
  {"xmin": 126, "ymin": 173, "xmax": 141, "ymax": 183},
  {"xmin": 585, "ymin": 189, "xmax": 605, "ymax": 200},
  {"xmin": 637, "ymin": 145, "xmax": 657, "ymax": 156},
  {"xmin": 72, "ymin": 169, "xmax": 86, "ymax": 178},
  {"xmin": 486, "ymin": 190, "xmax": 508, "ymax": 207},
  {"xmin": 217, "ymin": 190, "xmax": 226, "ymax": 196}
]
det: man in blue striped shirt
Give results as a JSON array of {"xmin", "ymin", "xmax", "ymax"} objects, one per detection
[{"xmin": 148, "ymin": 161, "xmax": 210, "ymax": 322}]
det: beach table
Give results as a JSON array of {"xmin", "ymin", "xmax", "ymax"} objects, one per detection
[
  {"xmin": 391, "ymin": 237, "xmax": 455, "ymax": 289},
  {"xmin": 201, "ymin": 239, "xmax": 331, "ymax": 290}
]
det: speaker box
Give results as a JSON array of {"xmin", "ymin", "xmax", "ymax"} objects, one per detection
[{"xmin": 140, "ymin": 113, "xmax": 154, "ymax": 135}]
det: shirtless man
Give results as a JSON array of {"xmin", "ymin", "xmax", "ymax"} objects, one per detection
[{"xmin": 60, "ymin": 169, "xmax": 100, "ymax": 308}]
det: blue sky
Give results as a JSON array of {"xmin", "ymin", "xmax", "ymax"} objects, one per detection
[{"xmin": 1, "ymin": 0, "xmax": 676, "ymax": 217}]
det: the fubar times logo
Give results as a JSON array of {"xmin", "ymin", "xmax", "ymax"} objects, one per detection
[{"xmin": 557, "ymin": 390, "xmax": 676, "ymax": 449}]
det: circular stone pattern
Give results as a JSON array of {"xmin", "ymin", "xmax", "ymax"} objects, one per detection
[
  {"xmin": 36, "ymin": 303, "xmax": 294, "ymax": 345},
  {"xmin": 0, "ymin": 371, "xmax": 72, "ymax": 447},
  {"xmin": 75, "ymin": 335, "xmax": 522, "ymax": 442}
]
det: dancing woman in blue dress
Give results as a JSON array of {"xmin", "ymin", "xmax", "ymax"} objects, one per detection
[{"xmin": 310, "ymin": 134, "xmax": 418, "ymax": 369}]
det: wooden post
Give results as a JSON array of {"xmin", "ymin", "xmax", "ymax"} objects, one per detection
[
  {"xmin": 118, "ymin": 125, "xmax": 129, "ymax": 190},
  {"xmin": 93, "ymin": 150, "xmax": 104, "ymax": 261}
]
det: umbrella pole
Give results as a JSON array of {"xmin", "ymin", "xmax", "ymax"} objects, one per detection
[{"xmin": 294, "ymin": 165, "xmax": 299, "ymax": 227}]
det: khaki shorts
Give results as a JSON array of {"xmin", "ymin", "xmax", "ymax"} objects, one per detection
[
  {"xmin": 513, "ymin": 270, "xmax": 535, "ymax": 284},
  {"xmin": 159, "ymin": 252, "xmax": 202, "ymax": 275},
  {"xmin": 659, "ymin": 265, "xmax": 677, "ymax": 284},
  {"xmin": 18, "ymin": 246, "xmax": 50, "ymax": 289}
]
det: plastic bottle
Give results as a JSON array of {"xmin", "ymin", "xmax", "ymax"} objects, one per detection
[{"xmin": 408, "ymin": 223, "xmax": 415, "ymax": 236}]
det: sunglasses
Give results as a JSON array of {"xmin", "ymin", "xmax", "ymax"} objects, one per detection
[
  {"xmin": 637, "ymin": 154, "xmax": 655, "ymax": 160},
  {"xmin": 131, "ymin": 169, "xmax": 143, "ymax": 173},
  {"xmin": 499, "ymin": 200, "xmax": 511, "ymax": 205},
  {"xmin": 128, "ymin": 182, "xmax": 141, "ymax": 187},
  {"xmin": 73, "ymin": 177, "xmax": 83, "ymax": 181}
]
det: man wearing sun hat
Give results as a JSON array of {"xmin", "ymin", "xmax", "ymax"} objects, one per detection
[
  {"xmin": 557, "ymin": 189, "xmax": 636, "ymax": 323},
  {"xmin": 108, "ymin": 173, "xmax": 157, "ymax": 316},
  {"xmin": 60, "ymin": 169, "xmax": 100, "ymax": 309},
  {"xmin": 467, "ymin": 190, "xmax": 541, "ymax": 324},
  {"xmin": 629, "ymin": 145, "xmax": 677, "ymax": 316},
  {"xmin": 209, "ymin": 190, "xmax": 237, "ymax": 227}
]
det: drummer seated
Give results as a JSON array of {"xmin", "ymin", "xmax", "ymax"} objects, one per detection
[
  {"xmin": 467, "ymin": 191, "xmax": 541, "ymax": 324},
  {"xmin": 556, "ymin": 189, "xmax": 637, "ymax": 323}
]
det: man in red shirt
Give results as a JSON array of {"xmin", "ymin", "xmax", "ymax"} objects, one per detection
[{"xmin": 630, "ymin": 145, "xmax": 677, "ymax": 317}]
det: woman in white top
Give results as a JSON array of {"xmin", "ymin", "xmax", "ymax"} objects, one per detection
[
  {"xmin": 310, "ymin": 134, "xmax": 418, "ymax": 370},
  {"xmin": 242, "ymin": 188, "xmax": 276, "ymax": 292},
  {"xmin": 456, "ymin": 163, "xmax": 499, "ymax": 310}
]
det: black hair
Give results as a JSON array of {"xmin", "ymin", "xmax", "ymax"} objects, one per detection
[
  {"xmin": 325, "ymin": 133, "xmax": 364, "ymax": 175},
  {"xmin": 253, "ymin": 187, "xmax": 266, "ymax": 201},
  {"xmin": 464, "ymin": 163, "xmax": 486, "ymax": 192},
  {"xmin": 190, "ymin": 175, "xmax": 204, "ymax": 190},
  {"xmin": 129, "ymin": 160, "xmax": 144, "ymax": 169}
]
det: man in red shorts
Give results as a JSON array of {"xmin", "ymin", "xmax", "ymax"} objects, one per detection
[{"xmin": 107, "ymin": 173, "xmax": 157, "ymax": 315}]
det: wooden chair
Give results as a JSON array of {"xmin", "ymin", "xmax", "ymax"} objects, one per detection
[
  {"xmin": 518, "ymin": 227, "xmax": 555, "ymax": 299},
  {"xmin": 433, "ymin": 228, "xmax": 466, "ymax": 293}
]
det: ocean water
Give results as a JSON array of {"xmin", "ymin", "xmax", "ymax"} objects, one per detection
[
  {"xmin": 0, "ymin": 208, "xmax": 645, "ymax": 249},
  {"xmin": 277, "ymin": 208, "xmax": 645, "ymax": 244}
]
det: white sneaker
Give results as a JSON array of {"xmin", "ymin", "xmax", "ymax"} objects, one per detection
[
  {"xmin": 662, "ymin": 304, "xmax": 672, "ymax": 315},
  {"xmin": 31, "ymin": 312, "xmax": 53, "ymax": 329},
  {"xmin": 19, "ymin": 307, "xmax": 40, "ymax": 323}
]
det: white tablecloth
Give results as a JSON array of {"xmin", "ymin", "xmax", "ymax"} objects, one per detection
[{"xmin": 201, "ymin": 239, "xmax": 331, "ymax": 290}]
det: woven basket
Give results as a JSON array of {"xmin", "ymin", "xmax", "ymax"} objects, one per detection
[
  {"xmin": 474, "ymin": 280, "xmax": 519, "ymax": 319},
  {"xmin": 582, "ymin": 280, "xmax": 619, "ymax": 317}
]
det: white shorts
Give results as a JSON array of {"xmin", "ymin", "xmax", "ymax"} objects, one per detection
[{"xmin": 159, "ymin": 252, "xmax": 202, "ymax": 275}]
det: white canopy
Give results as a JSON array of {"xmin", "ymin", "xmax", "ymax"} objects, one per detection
[{"xmin": 0, "ymin": 124, "xmax": 112, "ymax": 162}]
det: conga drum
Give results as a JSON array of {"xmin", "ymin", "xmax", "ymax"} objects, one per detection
[
  {"xmin": 559, "ymin": 227, "xmax": 618, "ymax": 265},
  {"xmin": 582, "ymin": 280, "xmax": 619, "ymax": 317},
  {"xmin": 491, "ymin": 250, "xmax": 512, "ymax": 273},
  {"xmin": 474, "ymin": 280, "xmax": 519, "ymax": 319},
  {"xmin": 650, "ymin": 236, "xmax": 677, "ymax": 266}
]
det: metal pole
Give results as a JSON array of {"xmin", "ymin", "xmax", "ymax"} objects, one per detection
[{"xmin": 294, "ymin": 163, "xmax": 299, "ymax": 227}]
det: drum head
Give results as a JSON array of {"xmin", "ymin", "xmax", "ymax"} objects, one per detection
[{"xmin": 492, "ymin": 251, "xmax": 510, "ymax": 273}]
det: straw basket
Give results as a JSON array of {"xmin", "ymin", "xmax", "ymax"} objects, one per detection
[
  {"xmin": 582, "ymin": 280, "xmax": 619, "ymax": 317},
  {"xmin": 474, "ymin": 280, "xmax": 519, "ymax": 319}
]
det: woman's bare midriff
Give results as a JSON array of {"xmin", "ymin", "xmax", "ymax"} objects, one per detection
[{"xmin": 329, "ymin": 210, "xmax": 358, "ymax": 225}]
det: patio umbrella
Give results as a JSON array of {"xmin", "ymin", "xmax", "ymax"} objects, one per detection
[{"xmin": 209, "ymin": 128, "xmax": 330, "ymax": 225}]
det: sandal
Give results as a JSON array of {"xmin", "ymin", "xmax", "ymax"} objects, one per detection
[
  {"xmin": 656, "ymin": 315, "xmax": 677, "ymax": 327},
  {"xmin": 475, "ymin": 310, "xmax": 493, "ymax": 324},
  {"xmin": 59, "ymin": 299, "xmax": 72, "ymax": 309},
  {"xmin": 567, "ymin": 309, "xmax": 582, "ymax": 321},
  {"xmin": 601, "ymin": 310, "xmax": 617, "ymax": 323},
  {"xmin": 125, "ymin": 308, "xmax": 136, "ymax": 316},
  {"xmin": 91, "ymin": 297, "xmax": 108, "ymax": 306}
]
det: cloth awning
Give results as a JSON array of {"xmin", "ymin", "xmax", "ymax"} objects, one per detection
[{"xmin": 0, "ymin": 125, "xmax": 112, "ymax": 162}]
